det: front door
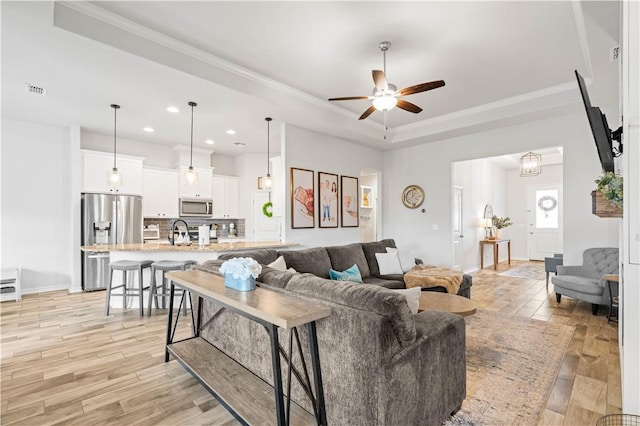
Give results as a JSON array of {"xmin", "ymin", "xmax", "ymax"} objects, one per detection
[
  {"xmin": 527, "ymin": 184, "xmax": 563, "ymax": 260},
  {"xmin": 252, "ymin": 191, "xmax": 280, "ymax": 241}
]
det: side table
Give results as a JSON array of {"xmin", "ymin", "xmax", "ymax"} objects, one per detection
[
  {"xmin": 480, "ymin": 239, "xmax": 511, "ymax": 270},
  {"xmin": 602, "ymin": 273, "xmax": 619, "ymax": 323}
]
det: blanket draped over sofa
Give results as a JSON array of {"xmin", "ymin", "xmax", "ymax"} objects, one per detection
[{"xmin": 404, "ymin": 264, "xmax": 463, "ymax": 295}]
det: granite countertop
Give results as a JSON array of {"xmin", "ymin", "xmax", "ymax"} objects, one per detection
[{"xmin": 81, "ymin": 241, "xmax": 296, "ymax": 252}]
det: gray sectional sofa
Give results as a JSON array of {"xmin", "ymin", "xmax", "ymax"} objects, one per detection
[
  {"xmin": 191, "ymin": 239, "xmax": 469, "ymax": 425},
  {"xmin": 219, "ymin": 238, "xmax": 472, "ymax": 298}
]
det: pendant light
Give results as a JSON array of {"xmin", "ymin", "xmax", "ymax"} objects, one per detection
[
  {"xmin": 263, "ymin": 117, "xmax": 273, "ymax": 189},
  {"xmin": 184, "ymin": 101, "xmax": 198, "ymax": 185},
  {"xmin": 108, "ymin": 104, "xmax": 122, "ymax": 188},
  {"xmin": 520, "ymin": 151, "xmax": 542, "ymax": 177}
]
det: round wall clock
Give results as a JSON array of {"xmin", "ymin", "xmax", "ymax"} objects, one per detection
[{"xmin": 401, "ymin": 185, "xmax": 425, "ymax": 209}]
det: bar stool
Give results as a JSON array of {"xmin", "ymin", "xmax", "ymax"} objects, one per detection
[
  {"xmin": 105, "ymin": 260, "xmax": 153, "ymax": 316},
  {"xmin": 147, "ymin": 260, "xmax": 196, "ymax": 316}
]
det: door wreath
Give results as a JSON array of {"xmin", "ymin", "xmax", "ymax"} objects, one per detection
[{"xmin": 262, "ymin": 202, "xmax": 273, "ymax": 218}]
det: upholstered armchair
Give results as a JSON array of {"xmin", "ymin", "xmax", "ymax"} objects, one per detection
[{"xmin": 552, "ymin": 247, "xmax": 619, "ymax": 315}]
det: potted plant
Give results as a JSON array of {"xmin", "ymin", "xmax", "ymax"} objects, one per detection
[
  {"xmin": 219, "ymin": 257, "xmax": 262, "ymax": 291},
  {"xmin": 491, "ymin": 215, "xmax": 513, "ymax": 239},
  {"xmin": 595, "ymin": 172, "xmax": 623, "ymax": 204}
]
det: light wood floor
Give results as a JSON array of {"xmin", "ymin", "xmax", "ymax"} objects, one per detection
[{"xmin": 0, "ymin": 261, "xmax": 621, "ymax": 425}]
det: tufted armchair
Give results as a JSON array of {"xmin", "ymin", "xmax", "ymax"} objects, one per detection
[{"xmin": 552, "ymin": 247, "xmax": 619, "ymax": 315}]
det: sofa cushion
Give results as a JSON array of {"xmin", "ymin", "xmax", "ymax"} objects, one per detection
[
  {"xmin": 218, "ymin": 249, "xmax": 279, "ymax": 265},
  {"xmin": 257, "ymin": 266, "xmax": 298, "ymax": 289},
  {"xmin": 363, "ymin": 276, "xmax": 405, "ymax": 289},
  {"xmin": 361, "ymin": 239, "xmax": 397, "ymax": 277},
  {"xmin": 329, "ymin": 264, "xmax": 363, "ymax": 283},
  {"xmin": 325, "ymin": 243, "xmax": 371, "ymax": 279},
  {"xmin": 278, "ymin": 247, "xmax": 333, "ymax": 279},
  {"xmin": 552, "ymin": 275, "xmax": 603, "ymax": 296},
  {"xmin": 285, "ymin": 273, "xmax": 416, "ymax": 348}
]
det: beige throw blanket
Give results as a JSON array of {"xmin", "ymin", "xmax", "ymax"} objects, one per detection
[{"xmin": 404, "ymin": 264, "xmax": 462, "ymax": 295}]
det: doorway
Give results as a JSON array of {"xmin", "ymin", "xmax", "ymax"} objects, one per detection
[
  {"xmin": 360, "ymin": 170, "xmax": 379, "ymax": 243},
  {"xmin": 452, "ymin": 186, "xmax": 464, "ymax": 271},
  {"xmin": 527, "ymin": 184, "xmax": 563, "ymax": 260}
]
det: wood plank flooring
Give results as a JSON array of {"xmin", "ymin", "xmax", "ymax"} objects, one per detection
[{"xmin": 0, "ymin": 260, "xmax": 621, "ymax": 425}]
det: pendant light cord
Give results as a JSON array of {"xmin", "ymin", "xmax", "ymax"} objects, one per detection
[
  {"xmin": 188, "ymin": 102, "xmax": 196, "ymax": 168},
  {"xmin": 110, "ymin": 104, "xmax": 120, "ymax": 169},
  {"xmin": 265, "ymin": 117, "xmax": 272, "ymax": 176}
]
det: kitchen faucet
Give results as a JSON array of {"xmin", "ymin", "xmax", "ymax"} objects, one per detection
[{"xmin": 169, "ymin": 219, "xmax": 189, "ymax": 245}]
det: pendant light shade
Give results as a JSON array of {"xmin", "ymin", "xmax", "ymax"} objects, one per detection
[
  {"xmin": 263, "ymin": 117, "xmax": 273, "ymax": 189},
  {"xmin": 184, "ymin": 101, "xmax": 198, "ymax": 185},
  {"xmin": 108, "ymin": 104, "xmax": 122, "ymax": 188},
  {"xmin": 520, "ymin": 151, "xmax": 542, "ymax": 177}
]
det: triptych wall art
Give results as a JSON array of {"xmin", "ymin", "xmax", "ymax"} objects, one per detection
[{"xmin": 290, "ymin": 167, "xmax": 359, "ymax": 229}]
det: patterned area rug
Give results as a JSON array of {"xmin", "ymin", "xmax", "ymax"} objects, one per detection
[
  {"xmin": 445, "ymin": 310, "xmax": 575, "ymax": 425},
  {"xmin": 497, "ymin": 262, "xmax": 546, "ymax": 280}
]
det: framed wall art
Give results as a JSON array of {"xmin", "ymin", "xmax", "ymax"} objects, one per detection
[
  {"xmin": 340, "ymin": 175, "xmax": 359, "ymax": 227},
  {"xmin": 318, "ymin": 172, "xmax": 339, "ymax": 228},
  {"xmin": 290, "ymin": 167, "xmax": 315, "ymax": 228}
]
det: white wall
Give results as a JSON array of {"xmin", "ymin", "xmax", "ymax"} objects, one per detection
[
  {"xmin": 233, "ymin": 153, "xmax": 267, "ymax": 240},
  {"xmin": 1, "ymin": 119, "xmax": 73, "ymax": 293},
  {"xmin": 282, "ymin": 124, "xmax": 383, "ymax": 247},
  {"xmin": 454, "ymin": 159, "xmax": 508, "ymax": 271},
  {"xmin": 384, "ymin": 112, "xmax": 618, "ymax": 267}
]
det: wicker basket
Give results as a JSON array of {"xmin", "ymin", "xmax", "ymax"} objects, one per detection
[
  {"xmin": 591, "ymin": 190, "xmax": 622, "ymax": 218},
  {"xmin": 597, "ymin": 414, "xmax": 640, "ymax": 426}
]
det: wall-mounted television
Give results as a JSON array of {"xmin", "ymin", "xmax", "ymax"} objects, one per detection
[{"xmin": 574, "ymin": 70, "xmax": 622, "ymax": 173}]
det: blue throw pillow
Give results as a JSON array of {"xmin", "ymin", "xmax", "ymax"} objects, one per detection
[{"xmin": 329, "ymin": 264, "xmax": 363, "ymax": 283}]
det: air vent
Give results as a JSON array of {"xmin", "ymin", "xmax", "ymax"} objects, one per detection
[{"xmin": 25, "ymin": 84, "xmax": 46, "ymax": 95}]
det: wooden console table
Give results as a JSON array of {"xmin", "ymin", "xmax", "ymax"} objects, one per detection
[
  {"xmin": 165, "ymin": 270, "xmax": 331, "ymax": 426},
  {"xmin": 480, "ymin": 239, "xmax": 511, "ymax": 270}
]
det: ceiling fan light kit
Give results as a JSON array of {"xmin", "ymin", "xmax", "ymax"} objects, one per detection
[{"xmin": 328, "ymin": 41, "xmax": 445, "ymax": 131}]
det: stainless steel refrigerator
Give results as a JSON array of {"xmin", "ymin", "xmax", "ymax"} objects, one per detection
[{"xmin": 81, "ymin": 193, "xmax": 143, "ymax": 291}]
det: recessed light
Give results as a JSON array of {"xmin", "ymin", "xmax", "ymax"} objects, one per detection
[
  {"xmin": 233, "ymin": 142, "xmax": 246, "ymax": 147},
  {"xmin": 166, "ymin": 106, "xmax": 179, "ymax": 113},
  {"xmin": 226, "ymin": 129, "xmax": 236, "ymax": 135},
  {"xmin": 205, "ymin": 139, "xmax": 215, "ymax": 145},
  {"xmin": 143, "ymin": 127, "xmax": 154, "ymax": 133}
]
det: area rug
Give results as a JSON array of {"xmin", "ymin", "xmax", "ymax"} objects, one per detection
[
  {"xmin": 497, "ymin": 262, "xmax": 545, "ymax": 280},
  {"xmin": 445, "ymin": 310, "xmax": 575, "ymax": 425}
]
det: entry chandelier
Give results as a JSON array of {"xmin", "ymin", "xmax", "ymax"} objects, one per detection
[
  {"xmin": 108, "ymin": 104, "xmax": 122, "ymax": 187},
  {"xmin": 520, "ymin": 151, "xmax": 542, "ymax": 177},
  {"xmin": 262, "ymin": 117, "xmax": 273, "ymax": 190},
  {"xmin": 184, "ymin": 101, "xmax": 198, "ymax": 185}
]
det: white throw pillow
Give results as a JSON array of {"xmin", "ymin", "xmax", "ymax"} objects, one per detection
[
  {"xmin": 375, "ymin": 252, "xmax": 403, "ymax": 275},
  {"xmin": 267, "ymin": 255, "xmax": 287, "ymax": 271},
  {"xmin": 393, "ymin": 287, "xmax": 422, "ymax": 314},
  {"xmin": 386, "ymin": 247, "xmax": 416, "ymax": 273}
]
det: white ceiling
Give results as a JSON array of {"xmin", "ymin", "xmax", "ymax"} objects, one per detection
[{"xmin": 1, "ymin": 1, "xmax": 620, "ymax": 157}]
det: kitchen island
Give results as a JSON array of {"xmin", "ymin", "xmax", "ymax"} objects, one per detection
[{"xmin": 80, "ymin": 241, "xmax": 297, "ymax": 310}]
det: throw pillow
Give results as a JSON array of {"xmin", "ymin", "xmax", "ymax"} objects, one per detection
[
  {"xmin": 329, "ymin": 264, "xmax": 363, "ymax": 283},
  {"xmin": 386, "ymin": 247, "xmax": 416, "ymax": 273},
  {"xmin": 375, "ymin": 252, "xmax": 403, "ymax": 275},
  {"xmin": 268, "ymin": 255, "xmax": 287, "ymax": 271},
  {"xmin": 393, "ymin": 287, "xmax": 422, "ymax": 314}
]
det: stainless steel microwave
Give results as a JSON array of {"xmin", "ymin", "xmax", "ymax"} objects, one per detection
[{"xmin": 179, "ymin": 198, "xmax": 213, "ymax": 217}]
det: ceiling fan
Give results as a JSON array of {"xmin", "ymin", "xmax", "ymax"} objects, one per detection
[{"xmin": 328, "ymin": 41, "xmax": 445, "ymax": 123}]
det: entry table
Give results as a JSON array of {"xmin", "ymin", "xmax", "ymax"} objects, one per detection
[
  {"xmin": 480, "ymin": 239, "xmax": 511, "ymax": 270},
  {"xmin": 165, "ymin": 270, "xmax": 331, "ymax": 426}
]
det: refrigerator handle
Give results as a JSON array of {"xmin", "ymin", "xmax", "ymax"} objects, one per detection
[{"xmin": 112, "ymin": 200, "xmax": 118, "ymax": 244}]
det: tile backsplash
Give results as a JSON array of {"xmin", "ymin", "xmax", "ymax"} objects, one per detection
[{"xmin": 144, "ymin": 218, "xmax": 245, "ymax": 241}]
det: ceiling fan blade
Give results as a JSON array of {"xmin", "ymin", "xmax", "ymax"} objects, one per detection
[
  {"xmin": 328, "ymin": 96, "xmax": 371, "ymax": 101},
  {"xmin": 398, "ymin": 80, "xmax": 445, "ymax": 96},
  {"xmin": 359, "ymin": 105, "xmax": 376, "ymax": 120},
  {"xmin": 372, "ymin": 70, "xmax": 388, "ymax": 91},
  {"xmin": 396, "ymin": 99, "xmax": 423, "ymax": 114}
]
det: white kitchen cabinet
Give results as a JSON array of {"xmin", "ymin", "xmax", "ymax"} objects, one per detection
[
  {"xmin": 212, "ymin": 175, "xmax": 239, "ymax": 218},
  {"xmin": 178, "ymin": 166, "xmax": 213, "ymax": 199},
  {"xmin": 82, "ymin": 150, "xmax": 144, "ymax": 195},
  {"xmin": 143, "ymin": 168, "xmax": 179, "ymax": 218}
]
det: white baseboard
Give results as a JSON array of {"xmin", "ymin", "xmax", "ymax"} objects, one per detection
[{"xmin": 21, "ymin": 284, "xmax": 70, "ymax": 295}]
